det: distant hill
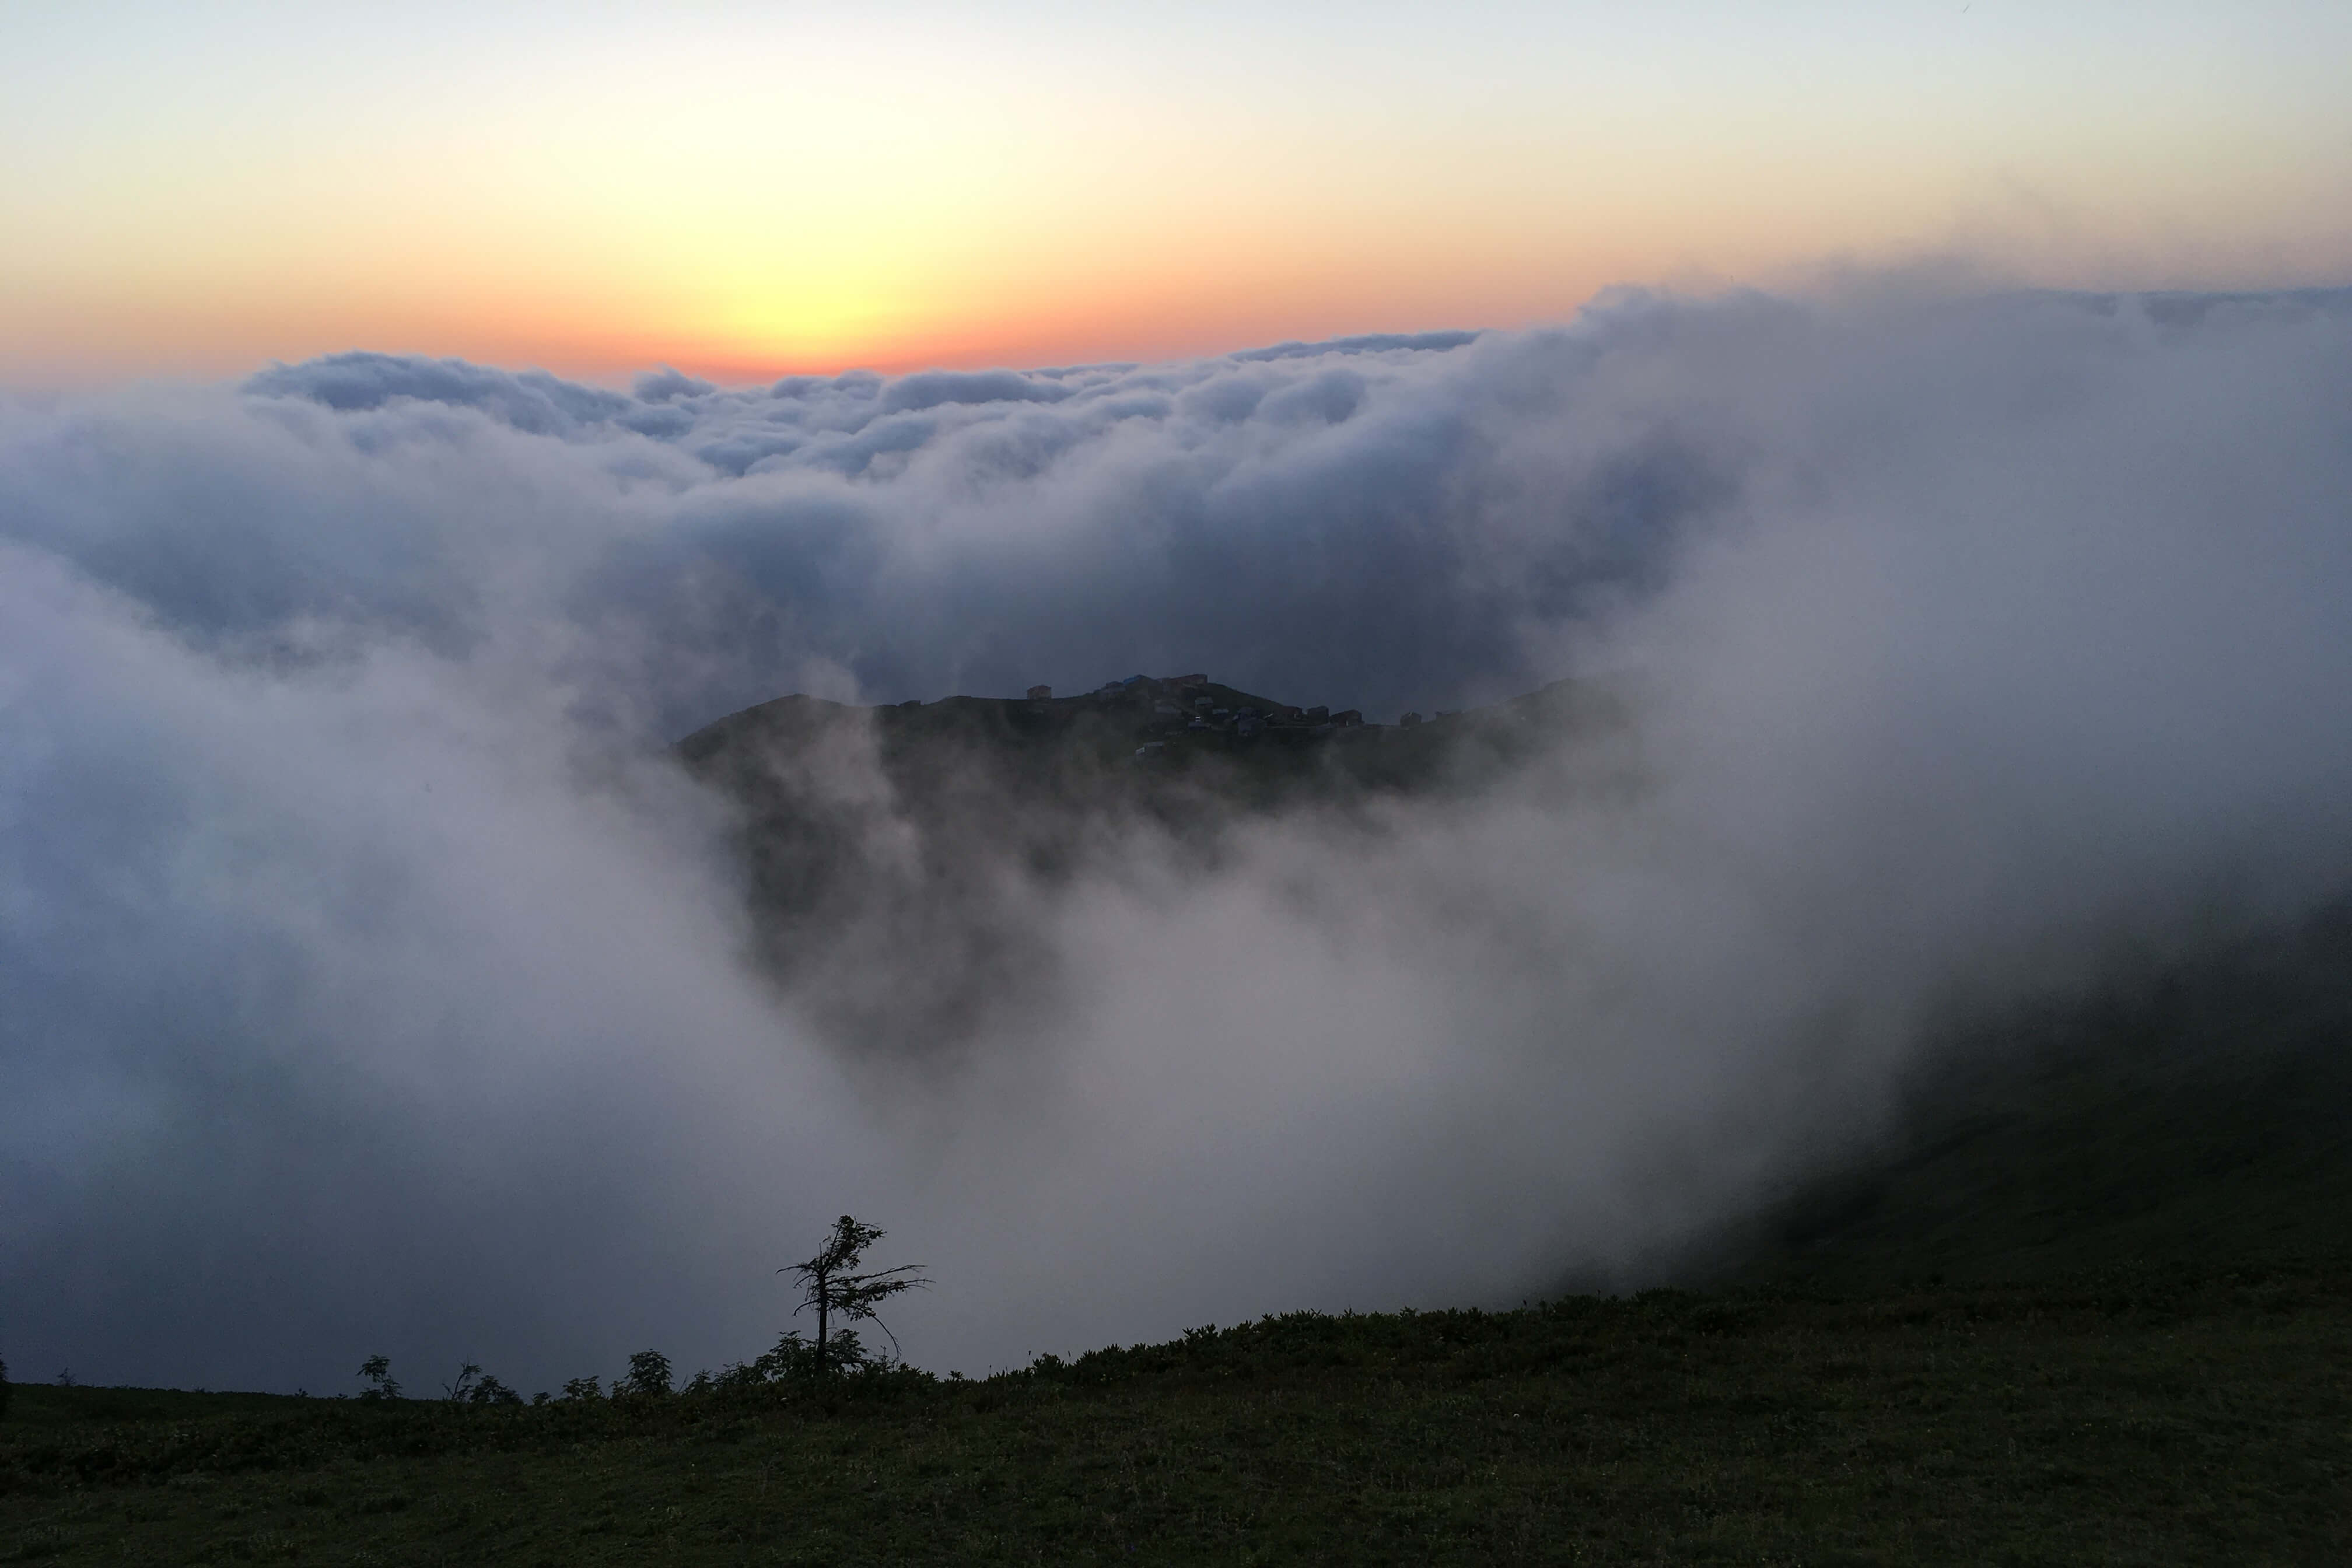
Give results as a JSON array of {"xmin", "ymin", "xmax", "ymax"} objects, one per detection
[
  {"xmin": 674, "ymin": 673, "xmax": 1625, "ymax": 1054},
  {"xmin": 676, "ymin": 673, "xmax": 1625, "ymax": 820}
]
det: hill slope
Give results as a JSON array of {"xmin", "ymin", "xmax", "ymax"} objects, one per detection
[
  {"xmin": 5, "ymin": 1266, "xmax": 2349, "ymax": 1564},
  {"xmin": 1710, "ymin": 906, "xmax": 2352, "ymax": 1286}
]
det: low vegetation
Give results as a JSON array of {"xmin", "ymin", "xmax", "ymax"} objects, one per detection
[
  {"xmin": 1710, "ymin": 904, "xmax": 2352, "ymax": 1293},
  {"xmin": 3, "ymin": 1262, "xmax": 2348, "ymax": 1564}
]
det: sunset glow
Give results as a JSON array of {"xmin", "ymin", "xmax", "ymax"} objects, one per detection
[{"xmin": 6, "ymin": 1, "xmax": 2350, "ymax": 380}]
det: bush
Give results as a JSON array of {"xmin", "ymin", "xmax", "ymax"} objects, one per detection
[
  {"xmin": 355, "ymin": 1356, "xmax": 401, "ymax": 1402},
  {"xmin": 621, "ymin": 1350, "xmax": 673, "ymax": 1398},
  {"xmin": 758, "ymin": 1329, "xmax": 876, "ymax": 1382},
  {"xmin": 467, "ymin": 1374, "xmax": 523, "ymax": 1406}
]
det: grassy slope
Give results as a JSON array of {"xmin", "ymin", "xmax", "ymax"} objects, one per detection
[
  {"xmin": 5, "ymin": 1268, "xmax": 2349, "ymax": 1564},
  {"xmin": 1718, "ymin": 910, "xmax": 2352, "ymax": 1290}
]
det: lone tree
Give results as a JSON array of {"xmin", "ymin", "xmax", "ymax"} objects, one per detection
[{"xmin": 781, "ymin": 1216, "xmax": 930, "ymax": 1377}]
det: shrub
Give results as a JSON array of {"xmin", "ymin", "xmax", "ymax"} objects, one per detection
[
  {"xmin": 710, "ymin": 1361, "xmax": 773, "ymax": 1395},
  {"xmin": 621, "ymin": 1350, "xmax": 673, "ymax": 1398},
  {"xmin": 758, "ymin": 1328, "xmax": 876, "ymax": 1381},
  {"xmin": 467, "ymin": 1374, "xmax": 523, "ymax": 1406},
  {"xmin": 355, "ymin": 1356, "xmax": 401, "ymax": 1402}
]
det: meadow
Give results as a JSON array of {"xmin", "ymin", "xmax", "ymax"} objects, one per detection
[{"xmin": 5, "ymin": 1258, "xmax": 2348, "ymax": 1565}]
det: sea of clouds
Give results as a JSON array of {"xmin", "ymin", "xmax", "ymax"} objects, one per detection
[{"xmin": 5, "ymin": 284, "xmax": 2352, "ymax": 1391}]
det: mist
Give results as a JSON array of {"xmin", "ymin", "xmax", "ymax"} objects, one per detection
[{"xmin": 4, "ymin": 284, "xmax": 2351, "ymax": 1391}]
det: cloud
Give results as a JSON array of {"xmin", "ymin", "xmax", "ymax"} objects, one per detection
[
  {"xmin": 1232, "ymin": 329, "xmax": 1484, "ymax": 362},
  {"xmin": 877, "ymin": 369, "xmax": 1075, "ymax": 415},
  {"xmin": 632, "ymin": 366, "xmax": 718, "ymax": 404},
  {"xmin": 244, "ymin": 351, "xmax": 637, "ymax": 435},
  {"xmin": 4, "ymin": 285, "xmax": 2352, "ymax": 1391}
]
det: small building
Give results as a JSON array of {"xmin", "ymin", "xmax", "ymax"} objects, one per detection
[
  {"xmin": 1027, "ymin": 685, "xmax": 1052, "ymax": 701},
  {"xmin": 1303, "ymin": 705, "xmax": 1329, "ymax": 723},
  {"xmin": 1400, "ymin": 712, "xmax": 1423, "ymax": 727},
  {"xmin": 1332, "ymin": 710, "xmax": 1364, "ymax": 727}
]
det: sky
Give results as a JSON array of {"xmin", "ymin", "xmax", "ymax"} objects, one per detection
[{"xmin": 6, "ymin": 1, "xmax": 2352, "ymax": 380}]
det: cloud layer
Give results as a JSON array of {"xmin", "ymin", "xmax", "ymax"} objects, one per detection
[{"xmin": 5, "ymin": 286, "xmax": 2352, "ymax": 1391}]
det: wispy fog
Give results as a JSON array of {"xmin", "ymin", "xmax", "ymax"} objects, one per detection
[{"xmin": 5, "ymin": 286, "xmax": 2351, "ymax": 1390}]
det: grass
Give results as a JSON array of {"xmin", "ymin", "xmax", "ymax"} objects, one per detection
[
  {"xmin": 5, "ymin": 1264, "xmax": 2350, "ymax": 1564},
  {"xmin": 1718, "ymin": 907, "xmax": 2352, "ymax": 1292}
]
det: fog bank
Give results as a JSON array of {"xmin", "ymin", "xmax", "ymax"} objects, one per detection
[{"xmin": 4, "ymin": 285, "xmax": 2351, "ymax": 1388}]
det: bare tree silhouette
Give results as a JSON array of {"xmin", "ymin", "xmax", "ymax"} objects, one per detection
[{"xmin": 780, "ymin": 1216, "xmax": 930, "ymax": 1377}]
